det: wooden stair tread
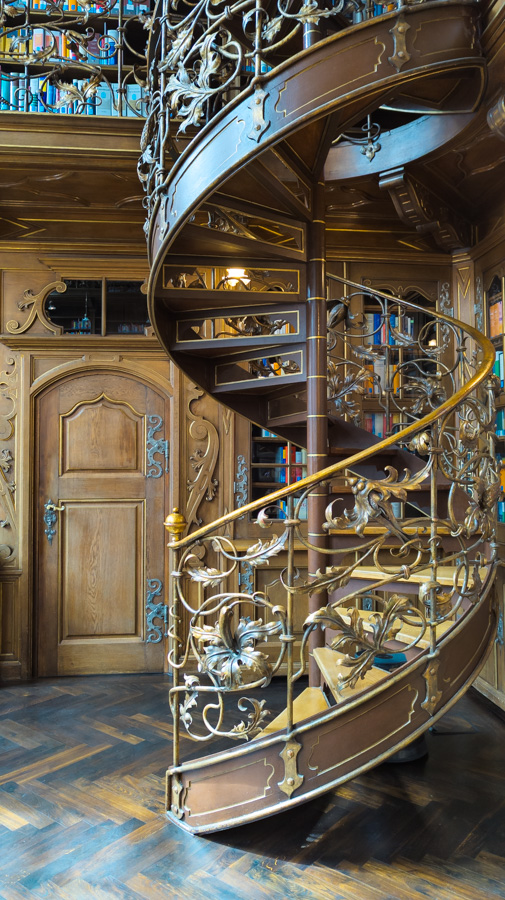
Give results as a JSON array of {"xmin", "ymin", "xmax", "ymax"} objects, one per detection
[
  {"xmin": 344, "ymin": 565, "xmax": 485, "ymax": 587},
  {"xmin": 313, "ymin": 647, "xmax": 389, "ymax": 703},
  {"xmin": 338, "ymin": 608, "xmax": 454, "ymax": 649},
  {"xmin": 256, "ymin": 687, "xmax": 330, "ymax": 737}
]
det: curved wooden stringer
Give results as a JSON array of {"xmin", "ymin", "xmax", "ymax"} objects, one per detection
[{"xmin": 142, "ymin": 0, "xmax": 498, "ymax": 833}]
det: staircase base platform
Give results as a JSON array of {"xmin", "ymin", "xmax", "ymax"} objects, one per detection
[{"xmin": 166, "ymin": 589, "xmax": 495, "ymax": 834}]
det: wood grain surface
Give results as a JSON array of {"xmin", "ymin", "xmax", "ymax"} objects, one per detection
[{"xmin": 0, "ymin": 675, "xmax": 504, "ymax": 899}]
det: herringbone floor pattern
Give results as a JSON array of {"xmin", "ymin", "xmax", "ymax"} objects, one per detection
[{"xmin": 0, "ymin": 675, "xmax": 504, "ymax": 899}]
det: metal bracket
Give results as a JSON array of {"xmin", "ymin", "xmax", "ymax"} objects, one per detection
[
  {"xmin": 147, "ymin": 414, "xmax": 169, "ymax": 478},
  {"xmin": 278, "ymin": 739, "xmax": 304, "ymax": 798},
  {"xmin": 421, "ymin": 654, "xmax": 443, "ymax": 715},
  {"xmin": 43, "ymin": 498, "xmax": 65, "ymax": 545},
  {"xmin": 146, "ymin": 578, "xmax": 168, "ymax": 643},
  {"xmin": 167, "ymin": 771, "xmax": 185, "ymax": 819},
  {"xmin": 248, "ymin": 86, "xmax": 270, "ymax": 143},
  {"xmin": 388, "ymin": 16, "xmax": 411, "ymax": 72}
]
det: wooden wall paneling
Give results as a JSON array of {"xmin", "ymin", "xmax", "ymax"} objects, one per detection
[
  {"xmin": 0, "ymin": 577, "xmax": 20, "ymax": 679},
  {"xmin": 452, "ymin": 251, "xmax": 474, "ymax": 324}
]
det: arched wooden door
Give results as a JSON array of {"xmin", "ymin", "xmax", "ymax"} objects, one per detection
[{"xmin": 35, "ymin": 372, "xmax": 170, "ymax": 676}]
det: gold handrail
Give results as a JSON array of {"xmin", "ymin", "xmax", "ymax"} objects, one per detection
[{"xmin": 166, "ymin": 276, "xmax": 495, "ymax": 548}]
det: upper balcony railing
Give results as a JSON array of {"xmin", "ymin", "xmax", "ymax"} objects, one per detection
[
  {"xmin": 146, "ymin": 0, "xmax": 419, "ymax": 136},
  {"xmin": 0, "ymin": 0, "xmax": 150, "ymax": 115}
]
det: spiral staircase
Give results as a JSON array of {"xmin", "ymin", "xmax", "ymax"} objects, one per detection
[{"xmin": 141, "ymin": 0, "xmax": 499, "ymax": 833}]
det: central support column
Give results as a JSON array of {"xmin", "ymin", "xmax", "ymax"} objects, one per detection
[{"xmin": 307, "ymin": 180, "xmax": 328, "ymax": 686}]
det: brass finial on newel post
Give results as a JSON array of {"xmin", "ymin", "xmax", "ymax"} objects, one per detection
[{"xmin": 164, "ymin": 507, "xmax": 186, "ymax": 543}]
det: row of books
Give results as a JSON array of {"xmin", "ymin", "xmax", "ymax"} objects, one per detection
[
  {"xmin": 363, "ymin": 313, "xmax": 415, "ymax": 345},
  {"xmin": 0, "ymin": 25, "xmax": 126, "ymax": 64},
  {"xmin": 493, "ymin": 349, "xmax": 504, "ymax": 387},
  {"xmin": 258, "ymin": 498, "xmax": 308, "ymax": 520},
  {"xmin": 497, "ymin": 409, "xmax": 505, "ymax": 436},
  {"xmin": 363, "ymin": 412, "xmax": 399, "ymax": 439},
  {"xmin": 0, "ymin": 74, "xmax": 144, "ymax": 114},
  {"xmin": 490, "ymin": 297, "xmax": 503, "ymax": 338},
  {"xmin": 275, "ymin": 446, "xmax": 307, "ymax": 483},
  {"xmin": 19, "ymin": 0, "xmax": 150, "ymax": 13}
]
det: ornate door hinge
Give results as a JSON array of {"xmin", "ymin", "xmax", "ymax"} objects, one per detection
[
  {"xmin": 147, "ymin": 414, "xmax": 169, "ymax": 478},
  {"xmin": 146, "ymin": 578, "xmax": 168, "ymax": 643},
  {"xmin": 43, "ymin": 499, "xmax": 65, "ymax": 545}
]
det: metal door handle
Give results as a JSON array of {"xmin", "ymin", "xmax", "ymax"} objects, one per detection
[{"xmin": 43, "ymin": 499, "xmax": 65, "ymax": 545}]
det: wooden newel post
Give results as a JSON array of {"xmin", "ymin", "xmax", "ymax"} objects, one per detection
[{"xmin": 307, "ymin": 181, "xmax": 328, "ymax": 686}]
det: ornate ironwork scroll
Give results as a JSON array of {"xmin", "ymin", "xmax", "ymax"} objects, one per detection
[
  {"xmin": 234, "ymin": 454, "xmax": 248, "ymax": 517},
  {"xmin": 146, "ymin": 414, "xmax": 169, "ymax": 478},
  {"xmin": 162, "ymin": 272, "xmax": 498, "ymax": 833},
  {"xmin": 146, "ymin": 577, "xmax": 167, "ymax": 643},
  {"xmin": 186, "ymin": 386, "xmax": 219, "ymax": 531}
]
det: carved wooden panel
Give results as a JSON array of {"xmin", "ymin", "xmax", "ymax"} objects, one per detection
[
  {"xmin": 36, "ymin": 370, "xmax": 169, "ymax": 676},
  {"xmin": 0, "ymin": 580, "xmax": 17, "ymax": 661},
  {"xmin": 60, "ymin": 395, "xmax": 143, "ymax": 475},
  {"xmin": 60, "ymin": 501, "xmax": 143, "ymax": 640}
]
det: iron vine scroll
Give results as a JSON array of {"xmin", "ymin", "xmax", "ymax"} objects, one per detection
[
  {"xmin": 146, "ymin": 578, "xmax": 168, "ymax": 643},
  {"xmin": 146, "ymin": 414, "xmax": 169, "ymax": 478}
]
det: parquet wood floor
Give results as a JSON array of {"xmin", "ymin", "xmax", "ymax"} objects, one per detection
[{"xmin": 0, "ymin": 675, "xmax": 504, "ymax": 900}]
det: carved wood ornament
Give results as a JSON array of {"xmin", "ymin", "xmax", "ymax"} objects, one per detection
[{"xmin": 379, "ymin": 167, "xmax": 471, "ymax": 252}]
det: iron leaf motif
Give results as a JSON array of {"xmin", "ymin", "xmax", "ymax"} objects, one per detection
[
  {"xmin": 303, "ymin": 596, "xmax": 425, "ymax": 689},
  {"xmin": 324, "ymin": 466, "xmax": 425, "ymax": 538},
  {"xmin": 192, "ymin": 606, "xmax": 281, "ymax": 688},
  {"xmin": 244, "ymin": 532, "xmax": 288, "ymax": 566}
]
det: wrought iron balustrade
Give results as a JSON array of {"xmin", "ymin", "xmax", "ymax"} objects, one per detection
[
  {"xmin": 146, "ymin": 0, "xmax": 412, "ymax": 137},
  {"xmin": 0, "ymin": 0, "xmax": 150, "ymax": 114},
  {"xmin": 163, "ymin": 278, "xmax": 499, "ymax": 828}
]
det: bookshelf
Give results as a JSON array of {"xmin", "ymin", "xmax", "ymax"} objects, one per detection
[
  {"xmin": 0, "ymin": 0, "xmax": 149, "ymax": 116},
  {"xmin": 486, "ymin": 274, "xmax": 505, "ymax": 524},
  {"xmin": 250, "ymin": 426, "xmax": 307, "ymax": 520},
  {"xmin": 342, "ymin": 290, "xmax": 436, "ymax": 442}
]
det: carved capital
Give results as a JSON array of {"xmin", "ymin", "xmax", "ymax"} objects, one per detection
[{"xmin": 379, "ymin": 167, "xmax": 471, "ymax": 251}]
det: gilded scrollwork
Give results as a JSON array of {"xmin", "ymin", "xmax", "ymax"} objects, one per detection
[
  {"xmin": 192, "ymin": 606, "xmax": 283, "ymax": 688},
  {"xmin": 7, "ymin": 280, "xmax": 66, "ymax": 335},
  {"xmin": 0, "ymin": 355, "xmax": 18, "ymax": 561},
  {"xmin": 185, "ymin": 385, "xmax": 219, "ymax": 531}
]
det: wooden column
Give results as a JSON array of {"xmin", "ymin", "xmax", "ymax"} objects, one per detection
[{"xmin": 307, "ymin": 180, "xmax": 328, "ymax": 686}]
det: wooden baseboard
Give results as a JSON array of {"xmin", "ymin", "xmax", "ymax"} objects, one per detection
[{"xmin": 473, "ymin": 677, "xmax": 505, "ymax": 714}]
